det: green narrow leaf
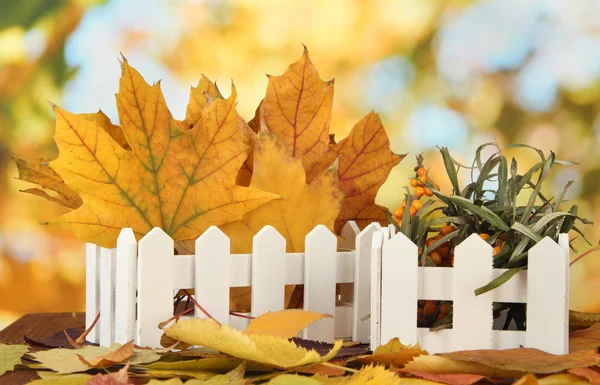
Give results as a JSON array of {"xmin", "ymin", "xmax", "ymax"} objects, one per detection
[
  {"xmin": 497, "ymin": 154, "xmax": 508, "ymax": 206},
  {"xmin": 560, "ymin": 205, "xmax": 577, "ymax": 234},
  {"xmin": 520, "ymin": 153, "xmax": 555, "ymax": 225},
  {"xmin": 475, "ymin": 267, "xmax": 525, "ymax": 296},
  {"xmin": 511, "ymin": 222, "xmax": 543, "ymax": 243},
  {"xmin": 554, "ymin": 180, "xmax": 573, "ymax": 211},
  {"xmin": 439, "ymin": 147, "xmax": 461, "ymax": 195},
  {"xmin": 446, "ymin": 196, "xmax": 510, "ymax": 231}
]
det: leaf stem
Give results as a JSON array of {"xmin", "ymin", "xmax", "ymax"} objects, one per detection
[
  {"xmin": 182, "ymin": 289, "xmax": 221, "ymax": 326},
  {"xmin": 76, "ymin": 311, "xmax": 100, "ymax": 344},
  {"xmin": 570, "ymin": 242, "xmax": 600, "ymax": 267},
  {"xmin": 321, "ymin": 362, "xmax": 358, "ymax": 373},
  {"xmin": 230, "ymin": 311, "xmax": 255, "ymax": 320}
]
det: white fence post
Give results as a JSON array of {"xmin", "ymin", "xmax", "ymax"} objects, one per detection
[
  {"xmin": 526, "ymin": 237, "xmax": 569, "ymax": 354},
  {"xmin": 251, "ymin": 226, "xmax": 286, "ymax": 317},
  {"xmin": 137, "ymin": 228, "xmax": 174, "ymax": 348},
  {"xmin": 195, "ymin": 227, "xmax": 231, "ymax": 325},
  {"xmin": 114, "ymin": 229, "xmax": 137, "ymax": 344},
  {"xmin": 99, "ymin": 247, "xmax": 116, "ymax": 347},
  {"xmin": 303, "ymin": 225, "xmax": 337, "ymax": 342},
  {"xmin": 370, "ymin": 228, "xmax": 383, "ymax": 350},
  {"xmin": 452, "ymin": 234, "xmax": 493, "ymax": 351},
  {"xmin": 381, "ymin": 232, "xmax": 418, "ymax": 346},
  {"xmin": 352, "ymin": 223, "xmax": 378, "ymax": 343},
  {"xmin": 85, "ymin": 244, "xmax": 101, "ymax": 343}
]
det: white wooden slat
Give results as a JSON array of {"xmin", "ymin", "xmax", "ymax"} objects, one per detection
[
  {"xmin": 492, "ymin": 330, "xmax": 526, "ymax": 350},
  {"xmin": 335, "ymin": 305, "xmax": 353, "ymax": 339},
  {"xmin": 250, "ymin": 226, "xmax": 286, "ymax": 317},
  {"xmin": 137, "ymin": 228, "xmax": 174, "ymax": 348},
  {"xmin": 340, "ymin": 221, "xmax": 360, "ymax": 250},
  {"xmin": 452, "ymin": 234, "xmax": 493, "ymax": 351},
  {"xmin": 388, "ymin": 224, "xmax": 396, "ymax": 237},
  {"xmin": 303, "ymin": 225, "xmax": 337, "ymax": 342},
  {"xmin": 370, "ymin": 229, "xmax": 384, "ymax": 350},
  {"xmin": 229, "ymin": 314, "xmax": 251, "ymax": 331},
  {"xmin": 381, "ymin": 232, "xmax": 418, "ymax": 346},
  {"xmin": 352, "ymin": 223, "xmax": 378, "ymax": 343},
  {"xmin": 114, "ymin": 229, "xmax": 137, "ymax": 344},
  {"xmin": 418, "ymin": 329, "xmax": 452, "ymax": 354},
  {"xmin": 85, "ymin": 244, "xmax": 101, "ymax": 343},
  {"xmin": 526, "ymin": 237, "xmax": 569, "ymax": 355},
  {"xmin": 195, "ymin": 227, "xmax": 231, "ymax": 325},
  {"xmin": 173, "ymin": 252, "xmax": 355, "ymax": 288},
  {"xmin": 99, "ymin": 247, "xmax": 116, "ymax": 347}
]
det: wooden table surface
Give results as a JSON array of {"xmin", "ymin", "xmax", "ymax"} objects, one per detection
[{"xmin": 0, "ymin": 312, "xmax": 86, "ymax": 385}]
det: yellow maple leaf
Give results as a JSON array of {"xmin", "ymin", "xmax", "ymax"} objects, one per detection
[
  {"xmin": 184, "ymin": 75, "xmax": 223, "ymax": 129},
  {"xmin": 164, "ymin": 318, "xmax": 342, "ymax": 369},
  {"xmin": 221, "ymin": 129, "xmax": 343, "ymax": 253},
  {"xmin": 245, "ymin": 309, "xmax": 333, "ymax": 339},
  {"xmin": 258, "ymin": 48, "xmax": 404, "ymax": 232},
  {"xmin": 46, "ymin": 59, "xmax": 277, "ymax": 247}
]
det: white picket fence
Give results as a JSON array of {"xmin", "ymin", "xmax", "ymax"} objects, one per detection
[{"xmin": 85, "ymin": 222, "xmax": 570, "ymax": 355}]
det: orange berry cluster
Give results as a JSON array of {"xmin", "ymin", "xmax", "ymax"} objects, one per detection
[
  {"xmin": 417, "ymin": 299, "xmax": 452, "ymax": 327},
  {"xmin": 420, "ymin": 224, "xmax": 455, "ymax": 267},
  {"xmin": 479, "ymin": 233, "xmax": 505, "ymax": 256},
  {"xmin": 393, "ymin": 167, "xmax": 439, "ymax": 226}
]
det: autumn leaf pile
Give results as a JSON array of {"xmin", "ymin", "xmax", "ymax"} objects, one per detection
[
  {"xmin": 13, "ymin": 48, "xmax": 403, "ymax": 256},
  {"xmin": 3, "ymin": 310, "xmax": 600, "ymax": 384}
]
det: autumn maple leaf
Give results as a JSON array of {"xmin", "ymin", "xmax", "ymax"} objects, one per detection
[
  {"xmin": 255, "ymin": 47, "xmax": 405, "ymax": 232},
  {"xmin": 21, "ymin": 59, "xmax": 277, "ymax": 248}
]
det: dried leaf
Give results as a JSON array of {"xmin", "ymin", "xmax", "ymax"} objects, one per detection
[
  {"xmin": 24, "ymin": 328, "xmax": 83, "ymax": 349},
  {"xmin": 245, "ymin": 310, "xmax": 333, "ymax": 339},
  {"xmin": 77, "ymin": 340, "xmax": 133, "ymax": 367},
  {"xmin": 267, "ymin": 374, "xmax": 323, "ymax": 385},
  {"xmin": 183, "ymin": 362, "xmax": 247, "ymax": 385},
  {"xmin": 290, "ymin": 339, "xmax": 369, "ymax": 359},
  {"xmin": 441, "ymin": 348, "xmax": 600, "ymax": 373},
  {"xmin": 568, "ymin": 367, "xmax": 600, "ymax": 385},
  {"xmin": 570, "ymin": 323, "xmax": 600, "ymax": 352},
  {"xmin": 164, "ymin": 318, "xmax": 342, "ymax": 369},
  {"xmin": 513, "ymin": 373, "xmax": 539, "ymax": 385},
  {"xmin": 87, "ymin": 363, "xmax": 131, "ymax": 385},
  {"xmin": 307, "ymin": 112, "xmax": 404, "ymax": 232},
  {"xmin": 350, "ymin": 338, "xmax": 426, "ymax": 368},
  {"xmin": 400, "ymin": 355, "xmax": 524, "ymax": 378},
  {"xmin": 0, "ymin": 343, "xmax": 28, "ymax": 376},
  {"xmin": 260, "ymin": 47, "xmax": 333, "ymax": 180},
  {"xmin": 46, "ymin": 60, "xmax": 276, "ymax": 248},
  {"xmin": 318, "ymin": 365, "xmax": 407, "ymax": 384},
  {"xmin": 538, "ymin": 373, "xmax": 591, "ymax": 385},
  {"xmin": 400, "ymin": 371, "xmax": 485, "ymax": 385},
  {"xmin": 28, "ymin": 373, "xmax": 92, "ymax": 385},
  {"xmin": 11, "ymin": 156, "xmax": 82, "ymax": 209}
]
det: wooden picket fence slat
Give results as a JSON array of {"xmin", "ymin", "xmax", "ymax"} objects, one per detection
[{"xmin": 85, "ymin": 222, "xmax": 570, "ymax": 355}]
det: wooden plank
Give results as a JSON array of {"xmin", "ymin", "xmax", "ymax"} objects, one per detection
[
  {"xmin": 137, "ymin": 228, "xmax": 174, "ymax": 348},
  {"xmin": 352, "ymin": 224, "xmax": 378, "ymax": 343},
  {"xmin": 526, "ymin": 237, "xmax": 569, "ymax": 354},
  {"xmin": 370, "ymin": 229, "xmax": 383, "ymax": 350},
  {"xmin": 452, "ymin": 234, "xmax": 493, "ymax": 351},
  {"xmin": 381, "ymin": 232, "xmax": 418, "ymax": 346},
  {"xmin": 85, "ymin": 243, "xmax": 101, "ymax": 344},
  {"xmin": 114, "ymin": 229, "xmax": 137, "ymax": 344},
  {"xmin": 99, "ymin": 247, "xmax": 116, "ymax": 347},
  {"xmin": 195, "ymin": 227, "xmax": 231, "ymax": 325},
  {"xmin": 303, "ymin": 225, "xmax": 337, "ymax": 342},
  {"xmin": 251, "ymin": 226, "xmax": 286, "ymax": 317}
]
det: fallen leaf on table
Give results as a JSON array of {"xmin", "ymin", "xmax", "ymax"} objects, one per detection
[
  {"xmin": 267, "ymin": 374, "xmax": 323, "ymax": 385},
  {"xmin": 290, "ymin": 339, "xmax": 369, "ymax": 359},
  {"xmin": 30, "ymin": 342, "xmax": 144, "ymax": 373},
  {"xmin": 539, "ymin": 373, "xmax": 592, "ymax": 385},
  {"xmin": 400, "ymin": 371, "xmax": 485, "ymax": 385},
  {"xmin": 24, "ymin": 328, "xmax": 83, "ymax": 349},
  {"xmin": 298, "ymin": 359, "xmax": 347, "ymax": 377},
  {"xmin": 87, "ymin": 363, "xmax": 131, "ymax": 385},
  {"xmin": 35, "ymin": 59, "xmax": 276, "ymax": 248},
  {"xmin": 441, "ymin": 348, "xmax": 600, "ymax": 373},
  {"xmin": 27, "ymin": 373, "xmax": 92, "ymax": 385},
  {"xmin": 77, "ymin": 340, "xmax": 133, "ymax": 367},
  {"xmin": 245, "ymin": 310, "xmax": 333, "ymax": 339},
  {"xmin": 164, "ymin": 318, "xmax": 342, "ymax": 369},
  {"xmin": 399, "ymin": 355, "xmax": 524, "ymax": 378},
  {"xmin": 568, "ymin": 367, "xmax": 600, "ymax": 385},
  {"xmin": 317, "ymin": 365, "xmax": 408, "ymax": 384},
  {"xmin": 570, "ymin": 323, "xmax": 600, "ymax": 352},
  {"xmin": 0, "ymin": 344, "xmax": 29, "ymax": 376},
  {"xmin": 350, "ymin": 337, "xmax": 426, "ymax": 367},
  {"xmin": 513, "ymin": 373, "xmax": 539, "ymax": 385}
]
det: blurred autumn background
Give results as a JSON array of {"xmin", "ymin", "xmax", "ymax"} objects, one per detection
[{"xmin": 1, "ymin": 0, "xmax": 600, "ymax": 328}]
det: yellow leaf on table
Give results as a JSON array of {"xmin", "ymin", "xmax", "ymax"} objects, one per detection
[
  {"xmin": 317, "ymin": 365, "xmax": 410, "ymax": 384},
  {"xmin": 267, "ymin": 374, "xmax": 324, "ymax": 384},
  {"xmin": 539, "ymin": 373, "xmax": 592, "ymax": 385},
  {"xmin": 245, "ymin": 310, "xmax": 333, "ymax": 339},
  {"xmin": 514, "ymin": 373, "xmax": 540, "ymax": 385},
  {"xmin": 0, "ymin": 343, "xmax": 29, "ymax": 376},
  {"xmin": 47, "ymin": 60, "xmax": 277, "ymax": 248},
  {"xmin": 77, "ymin": 340, "xmax": 133, "ymax": 367},
  {"xmin": 164, "ymin": 318, "xmax": 342, "ymax": 369},
  {"xmin": 350, "ymin": 337, "xmax": 426, "ymax": 367},
  {"xmin": 27, "ymin": 374, "xmax": 92, "ymax": 385},
  {"xmin": 31, "ymin": 343, "xmax": 130, "ymax": 374},
  {"xmin": 399, "ymin": 355, "xmax": 524, "ymax": 379},
  {"xmin": 441, "ymin": 348, "xmax": 600, "ymax": 373}
]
